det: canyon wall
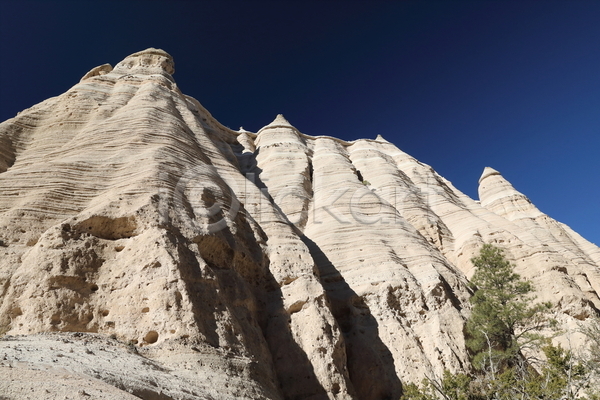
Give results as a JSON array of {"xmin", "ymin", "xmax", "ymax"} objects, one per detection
[{"xmin": 0, "ymin": 49, "xmax": 598, "ymax": 400}]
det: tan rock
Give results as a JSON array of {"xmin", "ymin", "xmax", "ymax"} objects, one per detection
[{"xmin": 1, "ymin": 49, "xmax": 599, "ymax": 399}]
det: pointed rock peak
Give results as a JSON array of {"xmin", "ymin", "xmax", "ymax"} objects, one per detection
[
  {"xmin": 257, "ymin": 114, "xmax": 297, "ymax": 134},
  {"xmin": 114, "ymin": 48, "xmax": 175, "ymax": 75},
  {"xmin": 268, "ymin": 114, "xmax": 293, "ymax": 128},
  {"xmin": 375, "ymin": 134, "xmax": 389, "ymax": 142},
  {"xmin": 478, "ymin": 166, "xmax": 501, "ymax": 184}
]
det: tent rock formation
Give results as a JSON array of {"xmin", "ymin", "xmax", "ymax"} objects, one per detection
[{"xmin": 0, "ymin": 48, "xmax": 599, "ymax": 400}]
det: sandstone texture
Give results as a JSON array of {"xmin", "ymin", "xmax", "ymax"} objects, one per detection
[{"xmin": 0, "ymin": 49, "xmax": 599, "ymax": 399}]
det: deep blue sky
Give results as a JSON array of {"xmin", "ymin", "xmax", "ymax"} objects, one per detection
[{"xmin": 1, "ymin": 0, "xmax": 599, "ymax": 245}]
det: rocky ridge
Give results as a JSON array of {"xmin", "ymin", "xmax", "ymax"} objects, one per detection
[{"xmin": 0, "ymin": 49, "xmax": 598, "ymax": 400}]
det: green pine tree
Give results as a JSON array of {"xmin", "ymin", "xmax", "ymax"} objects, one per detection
[
  {"xmin": 398, "ymin": 245, "xmax": 600, "ymax": 400},
  {"xmin": 465, "ymin": 244, "xmax": 554, "ymax": 375}
]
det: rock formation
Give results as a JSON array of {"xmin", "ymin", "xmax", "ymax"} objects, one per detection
[{"xmin": 0, "ymin": 48, "xmax": 598, "ymax": 399}]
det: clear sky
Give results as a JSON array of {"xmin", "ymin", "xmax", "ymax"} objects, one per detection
[{"xmin": 1, "ymin": 0, "xmax": 599, "ymax": 245}]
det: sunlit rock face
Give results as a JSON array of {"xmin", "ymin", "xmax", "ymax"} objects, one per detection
[{"xmin": 0, "ymin": 49, "xmax": 599, "ymax": 400}]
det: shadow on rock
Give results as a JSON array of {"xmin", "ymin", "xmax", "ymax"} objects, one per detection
[{"xmin": 301, "ymin": 235, "xmax": 403, "ymax": 400}]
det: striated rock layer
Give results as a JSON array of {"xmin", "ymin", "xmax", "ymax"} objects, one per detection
[{"xmin": 0, "ymin": 49, "xmax": 599, "ymax": 399}]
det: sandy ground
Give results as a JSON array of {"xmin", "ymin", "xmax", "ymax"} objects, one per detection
[{"xmin": 0, "ymin": 332, "xmax": 214, "ymax": 400}]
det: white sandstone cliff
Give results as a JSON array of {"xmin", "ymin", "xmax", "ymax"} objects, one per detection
[{"xmin": 0, "ymin": 49, "xmax": 598, "ymax": 400}]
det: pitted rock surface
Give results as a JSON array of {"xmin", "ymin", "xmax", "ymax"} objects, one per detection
[{"xmin": 1, "ymin": 49, "xmax": 598, "ymax": 400}]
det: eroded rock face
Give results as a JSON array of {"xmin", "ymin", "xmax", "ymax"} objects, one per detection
[{"xmin": 0, "ymin": 48, "xmax": 599, "ymax": 399}]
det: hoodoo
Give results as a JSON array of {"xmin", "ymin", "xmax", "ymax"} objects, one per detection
[{"xmin": 0, "ymin": 49, "xmax": 599, "ymax": 399}]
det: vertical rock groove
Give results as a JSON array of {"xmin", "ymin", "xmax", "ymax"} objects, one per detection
[{"xmin": 0, "ymin": 49, "xmax": 599, "ymax": 399}]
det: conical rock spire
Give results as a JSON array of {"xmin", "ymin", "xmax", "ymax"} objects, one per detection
[
  {"xmin": 478, "ymin": 166, "xmax": 501, "ymax": 183},
  {"xmin": 2, "ymin": 48, "xmax": 600, "ymax": 400},
  {"xmin": 478, "ymin": 166, "xmax": 543, "ymax": 220},
  {"xmin": 259, "ymin": 114, "xmax": 295, "ymax": 132}
]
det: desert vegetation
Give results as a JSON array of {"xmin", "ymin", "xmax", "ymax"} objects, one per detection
[{"xmin": 401, "ymin": 244, "xmax": 600, "ymax": 400}]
